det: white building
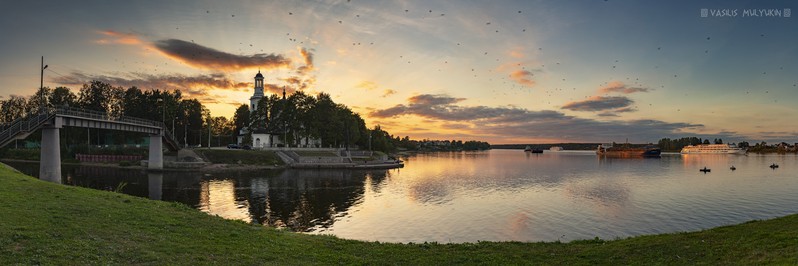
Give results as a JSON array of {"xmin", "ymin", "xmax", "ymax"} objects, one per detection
[{"xmin": 237, "ymin": 71, "xmax": 321, "ymax": 148}]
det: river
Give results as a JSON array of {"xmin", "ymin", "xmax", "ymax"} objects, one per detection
[{"xmin": 7, "ymin": 149, "xmax": 798, "ymax": 243}]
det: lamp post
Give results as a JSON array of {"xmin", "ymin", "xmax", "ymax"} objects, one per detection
[
  {"xmin": 184, "ymin": 122, "xmax": 189, "ymax": 148},
  {"xmin": 207, "ymin": 117, "xmax": 211, "ymax": 150},
  {"xmin": 157, "ymin": 98, "xmax": 164, "ymax": 126},
  {"xmin": 40, "ymin": 56, "xmax": 48, "ymax": 111},
  {"xmin": 172, "ymin": 116, "xmax": 176, "ymax": 133}
]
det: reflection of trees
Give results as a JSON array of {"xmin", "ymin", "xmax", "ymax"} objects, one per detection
[
  {"xmin": 5, "ymin": 162, "xmax": 382, "ymax": 233},
  {"xmin": 246, "ymin": 169, "xmax": 370, "ymax": 232}
]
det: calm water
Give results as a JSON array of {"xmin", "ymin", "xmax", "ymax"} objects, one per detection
[{"xmin": 8, "ymin": 149, "xmax": 798, "ymax": 243}]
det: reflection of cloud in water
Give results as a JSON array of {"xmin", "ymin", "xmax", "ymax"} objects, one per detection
[
  {"xmin": 507, "ymin": 211, "xmax": 532, "ymax": 240},
  {"xmin": 198, "ymin": 179, "xmax": 252, "ymax": 223}
]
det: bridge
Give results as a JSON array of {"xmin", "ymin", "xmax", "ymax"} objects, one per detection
[{"xmin": 0, "ymin": 106, "xmax": 180, "ymax": 183}]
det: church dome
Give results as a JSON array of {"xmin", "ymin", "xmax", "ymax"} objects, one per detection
[{"xmin": 255, "ymin": 71, "xmax": 263, "ymax": 78}]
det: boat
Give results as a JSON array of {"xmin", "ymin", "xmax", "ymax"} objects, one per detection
[
  {"xmin": 524, "ymin": 146, "xmax": 543, "ymax": 153},
  {"xmin": 549, "ymin": 146, "xmax": 563, "ymax": 152},
  {"xmin": 770, "ymin": 163, "xmax": 779, "ymax": 169},
  {"xmin": 730, "ymin": 166, "xmax": 736, "ymax": 171},
  {"xmin": 700, "ymin": 167, "xmax": 711, "ymax": 173},
  {"xmin": 597, "ymin": 143, "xmax": 661, "ymax": 158},
  {"xmin": 680, "ymin": 144, "xmax": 746, "ymax": 154}
]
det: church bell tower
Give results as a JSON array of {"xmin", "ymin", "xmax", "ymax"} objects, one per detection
[{"xmin": 249, "ymin": 71, "xmax": 265, "ymax": 112}]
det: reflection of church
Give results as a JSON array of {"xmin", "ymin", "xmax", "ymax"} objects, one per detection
[{"xmin": 237, "ymin": 71, "xmax": 321, "ymax": 148}]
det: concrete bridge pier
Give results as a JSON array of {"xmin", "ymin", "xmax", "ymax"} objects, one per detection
[
  {"xmin": 148, "ymin": 134, "xmax": 163, "ymax": 170},
  {"xmin": 39, "ymin": 125, "xmax": 62, "ymax": 184}
]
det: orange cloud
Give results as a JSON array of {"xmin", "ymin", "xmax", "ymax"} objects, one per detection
[
  {"xmin": 598, "ymin": 81, "xmax": 650, "ymax": 94},
  {"xmin": 95, "ymin": 30, "xmax": 143, "ymax": 45},
  {"xmin": 356, "ymin": 81, "xmax": 378, "ymax": 91},
  {"xmin": 509, "ymin": 70, "xmax": 535, "ymax": 87}
]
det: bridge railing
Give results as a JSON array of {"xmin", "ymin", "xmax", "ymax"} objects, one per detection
[
  {"xmin": 0, "ymin": 108, "xmax": 56, "ymax": 146},
  {"xmin": 0, "ymin": 106, "xmax": 181, "ymax": 149}
]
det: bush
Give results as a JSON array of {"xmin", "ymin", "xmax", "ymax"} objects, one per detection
[{"xmin": 118, "ymin": 161, "xmax": 132, "ymax": 167}]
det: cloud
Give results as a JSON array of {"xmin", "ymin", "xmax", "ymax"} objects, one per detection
[
  {"xmin": 280, "ymin": 76, "xmax": 313, "ymax": 92},
  {"xmin": 562, "ymin": 96, "xmax": 633, "ymax": 112},
  {"xmin": 369, "ymin": 94, "xmax": 711, "ymax": 143},
  {"xmin": 95, "ymin": 30, "xmax": 143, "ymax": 45},
  {"xmin": 598, "ymin": 81, "xmax": 650, "ymax": 94},
  {"xmin": 509, "ymin": 70, "xmax": 535, "ymax": 87},
  {"xmin": 382, "ymin": 89, "xmax": 397, "ymax": 97},
  {"xmin": 51, "ymin": 71, "xmax": 250, "ymax": 98},
  {"xmin": 356, "ymin": 81, "xmax": 378, "ymax": 91},
  {"xmin": 153, "ymin": 39, "xmax": 291, "ymax": 71},
  {"xmin": 441, "ymin": 123, "xmax": 472, "ymax": 130},
  {"xmin": 296, "ymin": 47, "xmax": 315, "ymax": 75}
]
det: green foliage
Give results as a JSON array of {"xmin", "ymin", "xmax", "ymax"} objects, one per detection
[
  {"xmin": 657, "ymin": 137, "xmax": 704, "ymax": 152},
  {"xmin": 2, "ymin": 165, "xmax": 798, "ymax": 264},
  {"xmin": 118, "ymin": 161, "xmax": 132, "ymax": 167},
  {"xmin": 0, "ymin": 148, "xmax": 40, "ymax": 160}
]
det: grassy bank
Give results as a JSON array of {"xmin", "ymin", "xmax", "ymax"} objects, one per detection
[
  {"xmin": 1, "ymin": 165, "xmax": 797, "ymax": 264},
  {"xmin": 195, "ymin": 149, "xmax": 283, "ymax": 166}
]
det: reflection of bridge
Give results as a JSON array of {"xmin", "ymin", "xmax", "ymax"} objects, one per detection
[{"xmin": 0, "ymin": 106, "xmax": 180, "ymax": 182}]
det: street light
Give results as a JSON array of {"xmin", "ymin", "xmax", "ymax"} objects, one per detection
[
  {"xmin": 40, "ymin": 56, "xmax": 48, "ymax": 111},
  {"xmin": 156, "ymin": 98, "xmax": 164, "ymax": 126},
  {"xmin": 184, "ymin": 121, "xmax": 190, "ymax": 148}
]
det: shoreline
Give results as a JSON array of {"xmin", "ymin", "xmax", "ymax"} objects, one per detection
[
  {"xmin": 0, "ymin": 158, "xmax": 285, "ymax": 172},
  {"xmin": 1, "ymin": 164, "xmax": 797, "ymax": 264}
]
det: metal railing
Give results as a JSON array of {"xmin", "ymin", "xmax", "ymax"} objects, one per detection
[{"xmin": 0, "ymin": 106, "xmax": 181, "ymax": 149}]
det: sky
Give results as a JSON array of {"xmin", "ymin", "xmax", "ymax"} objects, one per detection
[{"xmin": 1, "ymin": 0, "xmax": 796, "ymax": 144}]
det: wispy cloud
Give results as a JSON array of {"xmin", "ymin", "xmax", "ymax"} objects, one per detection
[
  {"xmin": 562, "ymin": 96, "xmax": 633, "ymax": 112},
  {"xmin": 153, "ymin": 39, "xmax": 291, "ymax": 71},
  {"xmin": 382, "ymin": 89, "xmax": 397, "ymax": 97},
  {"xmin": 51, "ymin": 72, "xmax": 250, "ymax": 98},
  {"xmin": 509, "ymin": 70, "xmax": 535, "ymax": 87},
  {"xmin": 356, "ymin": 81, "xmax": 378, "ymax": 91},
  {"xmin": 598, "ymin": 81, "xmax": 650, "ymax": 94},
  {"xmin": 94, "ymin": 30, "xmax": 143, "ymax": 45},
  {"xmin": 296, "ymin": 47, "xmax": 315, "ymax": 75},
  {"xmin": 369, "ymin": 94, "xmax": 711, "ymax": 142}
]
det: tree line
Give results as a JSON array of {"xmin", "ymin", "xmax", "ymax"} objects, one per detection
[
  {"xmin": 2, "ymin": 81, "xmax": 491, "ymax": 154},
  {"xmin": 234, "ymin": 92, "xmax": 490, "ymax": 152},
  {"xmin": 0, "ymin": 81, "xmax": 236, "ymax": 148}
]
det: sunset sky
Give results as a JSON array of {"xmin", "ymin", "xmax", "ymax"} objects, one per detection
[{"xmin": 1, "ymin": 0, "xmax": 796, "ymax": 144}]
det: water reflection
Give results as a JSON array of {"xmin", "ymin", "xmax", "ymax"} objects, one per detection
[{"xmin": 5, "ymin": 150, "xmax": 798, "ymax": 243}]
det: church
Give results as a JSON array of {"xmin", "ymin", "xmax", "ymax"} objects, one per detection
[{"xmin": 237, "ymin": 71, "xmax": 321, "ymax": 148}]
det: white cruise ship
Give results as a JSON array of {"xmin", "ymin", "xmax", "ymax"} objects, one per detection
[{"xmin": 680, "ymin": 144, "xmax": 746, "ymax": 154}]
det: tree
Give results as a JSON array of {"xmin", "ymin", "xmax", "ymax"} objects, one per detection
[
  {"xmin": 49, "ymin": 87, "xmax": 77, "ymax": 107},
  {"xmin": 232, "ymin": 104, "xmax": 250, "ymax": 142},
  {"xmin": 0, "ymin": 95, "xmax": 28, "ymax": 122},
  {"xmin": 703, "ymin": 139, "xmax": 710, "ymax": 145},
  {"xmin": 26, "ymin": 87, "xmax": 52, "ymax": 112}
]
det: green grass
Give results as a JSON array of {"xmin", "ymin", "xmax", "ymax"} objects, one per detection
[
  {"xmin": 195, "ymin": 149, "xmax": 283, "ymax": 166},
  {"xmin": 1, "ymin": 164, "xmax": 797, "ymax": 265}
]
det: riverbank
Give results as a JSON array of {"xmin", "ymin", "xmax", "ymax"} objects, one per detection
[{"xmin": 1, "ymin": 165, "xmax": 797, "ymax": 264}]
